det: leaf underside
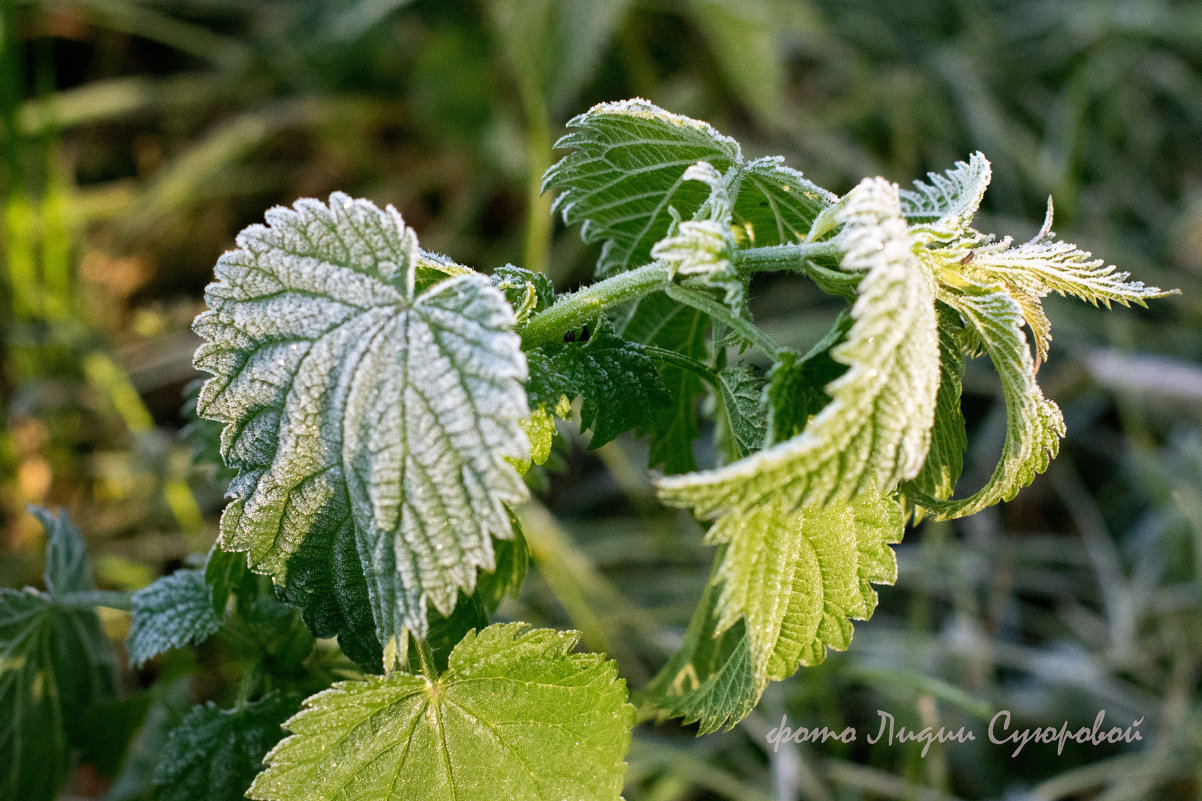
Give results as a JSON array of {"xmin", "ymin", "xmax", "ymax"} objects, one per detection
[{"xmin": 193, "ymin": 193, "xmax": 531, "ymax": 657}]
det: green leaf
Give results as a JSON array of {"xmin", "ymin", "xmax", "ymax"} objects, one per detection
[
  {"xmin": 31, "ymin": 507, "xmax": 91, "ymax": 597},
  {"xmin": 554, "ymin": 321, "xmax": 671, "ymax": 449},
  {"xmin": 154, "ymin": 692, "xmax": 297, "ymax": 801},
  {"xmin": 709, "ymin": 486, "xmax": 903, "ymax": 683},
  {"xmin": 544, "ymin": 99, "xmax": 832, "ymax": 277},
  {"xmin": 491, "ymin": 264, "xmax": 555, "ymax": 326},
  {"xmin": 642, "ymin": 568, "xmax": 757, "ymax": 735},
  {"xmin": 762, "ymin": 317, "xmax": 852, "ymax": 448},
  {"xmin": 205, "ymin": 544, "xmax": 250, "ymax": 617},
  {"xmin": 0, "ymin": 510, "xmax": 116, "ymax": 801},
  {"xmin": 712, "ymin": 363, "xmax": 766, "ymax": 460},
  {"xmin": 249, "ymin": 623, "xmax": 634, "ymax": 801},
  {"xmin": 656, "ymin": 177, "xmax": 940, "ymax": 517},
  {"xmin": 732, "ymin": 157, "xmax": 835, "ymax": 247},
  {"xmin": 127, "ymin": 568, "xmax": 223, "ymax": 667},
  {"xmin": 902, "ymin": 305, "xmax": 968, "ymax": 511},
  {"xmin": 900, "ymin": 151, "xmax": 991, "ymax": 237},
  {"xmin": 911, "ymin": 284, "xmax": 1066, "ymax": 519},
  {"xmin": 645, "ymin": 487, "xmax": 903, "ymax": 734},
  {"xmin": 545, "ymin": 99, "xmax": 742, "ymax": 276},
  {"xmin": 622, "ymin": 294, "xmax": 709, "ymax": 474},
  {"xmin": 192, "ymin": 194, "xmax": 531, "ymax": 660}
]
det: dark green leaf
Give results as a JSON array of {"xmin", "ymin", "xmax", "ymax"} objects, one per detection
[
  {"xmin": 642, "ymin": 563, "xmax": 757, "ymax": 735},
  {"xmin": 31, "ymin": 507, "xmax": 91, "ymax": 597},
  {"xmin": 622, "ymin": 295, "xmax": 709, "ymax": 473},
  {"xmin": 127, "ymin": 569, "xmax": 223, "ymax": 667},
  {"xmin": 555, "ymin": 322, "xmax": 671, "ymax": 448},
  {"xmin": 153, "ymin": 692, "xmax": 297, "ymax": 801}
]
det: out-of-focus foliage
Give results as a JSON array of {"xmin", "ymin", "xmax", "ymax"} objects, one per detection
[{"xmin": 2, "ymin": 0, "xmax": 1200, "ymax": 798}]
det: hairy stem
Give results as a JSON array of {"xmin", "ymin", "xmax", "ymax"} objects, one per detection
[
  {"xmin": 520, "ymin": 241, "xmax": 846, "ymax": 350},
  {"xmin": 520, "ymin": 261, "xmax": 672, "ymax": 348}
]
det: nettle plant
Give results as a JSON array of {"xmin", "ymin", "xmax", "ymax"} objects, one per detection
[{"xmin": 2, "ymin": 100, "xmax": 1174, "ymax": 801}]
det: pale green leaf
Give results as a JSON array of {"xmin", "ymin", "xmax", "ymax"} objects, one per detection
[
  {"xmin": 913, "ymin": 284, "xmax": 1066, "ymax": 520},
  {"xmin": 902, "ymin": 305, "xmax": 968, "ymax": 509},
  {"xmin": 249, "ymin": 623, "xmax": 634, "ymax": 801},
  {"xmin": 967, "ymin": 199, "xmax": 1177, "ymax": 309},
  {"xmin": 154, "ymin": 692, "xmax": 296, "ymax": 801},
  {"xmin": 900, "ymin": 151, "xmax": 991, "ymax": 238},
  {"xmin": 707, "ymin": 485, "xmax": 903, "ymax": 684},
  {"xmin": 192, "ymin": 193, "xmax": 530, "ymax": 656},
  {"xmin": 656, "ymin": 177, "xmax": 940, "ymax": 516},
  {"xmin": 127, "ymin": 569, "xmax": 223, "ymax": 667}
]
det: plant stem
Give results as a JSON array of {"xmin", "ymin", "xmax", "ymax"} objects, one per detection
[
  {"xmin": 520, "ymin": 261, "xmax": 672, "ymax": 348},
  {"xmin": 733, "ymin": 241, "xmax": 841, "ymax": 272},
  {"xmin": 415, "ymin": 635, "xmax": 439, "ymax": 683},
  {"xmin": 665, "ymin": 283, "xmax": 779, "ymax": 357},
  {"xmin": 57, "ymin": 590, "xmax": 133, "ymax": 611},
  {"xmin": 519, "ymin": 241, "xmax": 846, "ymax": 351}
]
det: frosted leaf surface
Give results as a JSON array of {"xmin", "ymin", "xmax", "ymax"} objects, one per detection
[
  {"xmin": 249, "ymin": 624, "xmax": 634, "ymax": 801},
  {"xmin": 656, "ymin": 178, "xmax": 940, "ymax": 517},
  {"xmin": 193, "ymin": 194, "xmax": 530, "ymax": 657}
]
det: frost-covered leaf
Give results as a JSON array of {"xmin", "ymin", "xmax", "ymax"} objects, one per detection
[
  {"xmin": 32, "ymin": 507, "xmax": 91, "ymax": 597},
  {"xmin": 544, "ymin": 99, "xmax": 742, "ymax": 276},
  {"xmin": 1, "ymin": 513, "xmax": 115, "ymax": 801},
  {"xmin": 249, "ymin": 624, "xmax": 634, "ymax": 801},
  {"xmin": 154, "ymin": 692, "xmax": 296, "ymax": 801},
  {"xmin": 553, "ymin": 322, "xmax": 671, "ymax": 448},
  {"xmin": 491, "ymin": 263, "xmax": 555, "ymax": 325},
  {"xmin": 657, "ymin": 178, "xmax": 939, "ymax": 517},
  {"xmin": 127, "ymin": 569, "xmax": 223, "ymax": 667},
  {"xmin": 544, "ymin": 99, "xmax": 833, "ymax": 276},
  {"xmin": 713, "ymin": 364, "xmax": 766, "ymax": 459},
  {"xmin": 902, "ymin": 306, "xmax": 968, "ymax": 511},
  {"xmin": 967, "ymin": 199, "xmax": 1177, "ymax": 310},
  {"xmin": 734, "ymin": 157, "xmax": 836, "ymax": 247},
  {"xmin": 900, "ymin": 151, "xmax": 991, "ymax": 238},
  {"xmin": 709, "ymin": 486, "xmax": 902, "ymax": 683},
  {"xmin": 642, "ymin": 566, "xmax": 757, "ymax": 735},
  {"xmin": 913, "ymin": 284, "xmax": 1066, "ymax": 519},
  {"xmin": 192, "ymin": 193, "xmax": 530, "ymax": 657},
  {"xmin": 651, "ymin": 161, "xmax": 748, "ymax": 311}
]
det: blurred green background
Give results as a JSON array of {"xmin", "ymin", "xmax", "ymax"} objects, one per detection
[{"xmin": 2, "ymin": 0, "xmax": 1201, "ymax": 798}]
